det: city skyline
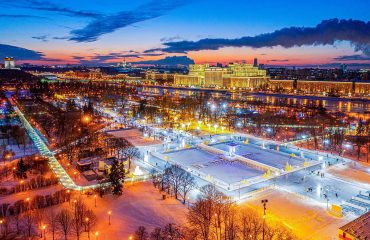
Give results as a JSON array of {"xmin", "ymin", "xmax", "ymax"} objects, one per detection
[{"xmin": 0, "ymin": 0, "xmax": 370, "ymax": 66}]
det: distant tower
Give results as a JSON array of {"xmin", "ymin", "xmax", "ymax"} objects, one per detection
[
  {"xmin": 4, "ymin": 57, "xmax": 15, "ymax": 69},
  {"xmin": 253, "ymin": 58, "xmax": 258, "ymax": 67}
]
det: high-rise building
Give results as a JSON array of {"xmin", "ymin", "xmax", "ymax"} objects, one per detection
[
  {"xmin": 4, "ymin": 57, "xmax": 15, "ymax": 69},
  {"xmin": 253, "ymin": 58, "xmax": 258, "ymax": 67}
]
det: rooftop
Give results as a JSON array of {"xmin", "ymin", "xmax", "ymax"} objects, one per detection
[{"xmin": 340, "ymin": 211, "xmax": 370, "ymax": 240}]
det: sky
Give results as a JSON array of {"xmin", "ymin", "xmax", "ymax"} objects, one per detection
[{"xmin": 0, "ymin": 0, "xmax": 369, "ymax": 66}]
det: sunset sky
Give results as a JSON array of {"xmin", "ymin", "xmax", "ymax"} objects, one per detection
[{"xmin": 0, "ymin": 0, "xmax": 369, "ymax": 66}]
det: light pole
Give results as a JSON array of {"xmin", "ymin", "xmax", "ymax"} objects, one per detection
[
  {"xmin": 108, "ymin": 211, "xmax": 111, "ymax": 225},
  {"xmin": 214, "ymin": 213, "xmax": 219, "ymax": 240},
  {"xmin": 95, "ymin": 231, "xmax": 99, "ymax": 240},
  {"xmin": 42, "ymin": 225, "xmax": 46, "ymax": 240},
  {"xmin": 261, "ymin": 199, "xmax": 268, "ymax": 240},
  {"xmin": 25, "ymin": 197, "xmax": 30, "ymax": 211},
  {"xmin": 0, "ymin": 219, "xmax": 3, "ymax": 236},
  {"xmin": 94, "ymin": 194, "xmax": 97, "ymax": 207},
  {"xmin": 85, "ymin": 217, "xmax": 90, "ymax": 239}
]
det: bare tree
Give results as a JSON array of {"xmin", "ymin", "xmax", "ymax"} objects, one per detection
[
  {"xmin": 162, "ymin": 223, "xmax": 183, "ymax": 240},
  {"xmin": 46, "ymin": 209, "xmax": 58, "ymax": 240},
  {"xmin": 150, "ymin": 227, "xmax": 163, "ymax": 240},
  {"xmin": 71, "ymin": 198, "xmax": 87, "ymax": 240},
  {"xmin": 179, "ymin": 172, "xmax": 195, "ymax": 204},
  {"xmin": 22, "ymin": 211, "xmax": 35, "ymax": 237},
  {"xmin": 57, "ymin": 209, "xmax": 73, "ymax": 240},
  {"xmin": 135, "ymin": 226, "xmax": 149, "ymax": 240}
]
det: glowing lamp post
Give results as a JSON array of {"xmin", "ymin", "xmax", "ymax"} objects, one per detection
[
  {"xmin": 94, "ymin": 194, "xmax": 97, "ymax": 207},
  {"xmin": 83, "ymin": 115, "xmax": 91, "ymax": 124},
  {"xmin": 214, "ymin": 124, "xmax": 218, "ymax": 133},
  {"xmin": 85, "ymin": 217, "xmax": 90, "ymax": 239},
  {"xmin": 95, "ymin": 231, "xmax": 99, "ymax": 240},
  {"xmin": 108, "ymin": 211, "xmax": 111, "ymax": 225},
  {"xmin": 42, "ymin": 225, "xmax": 46, "ymax": 239},
  {"xmin": 261, "ymin": 199, "xmax": 268, "ymax": 240},
  {"xmin": 0, "ymin": 219, "xmax": 4, "ymax": 235}
]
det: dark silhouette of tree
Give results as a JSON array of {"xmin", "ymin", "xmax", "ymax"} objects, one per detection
[
  {"xmin": 109, "ymin": 159, "xmax": 125, "ymax": 195},
  {"xmin": 135, "ymin": 226, "xmax": 149, "ymax": 240}
]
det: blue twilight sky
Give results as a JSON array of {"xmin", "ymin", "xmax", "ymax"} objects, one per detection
[{"xmin": 0, "ymin": 0, "xmax": 369, "ymax": 65}]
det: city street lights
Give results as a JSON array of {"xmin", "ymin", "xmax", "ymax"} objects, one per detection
[
  {"xmin": 42, "ymin": 225, "xmax": 46, "ymax": 240},
  {"xmin": 95, "ymin": 231, "xmax": 99, "ymax": 240},
  {"xmin": 85, "ymin": 217, "xmax": 90, "ymax": 239},
  {"xmin": 0, "ymin": 219, "xmax": 3, "ymax": 235},
  {"xmin": 108, "ymin": 211, "xmax": 111, "ymax": 225},
  {"xmin": 25, "ymin": 197, "xmax": 30, "ymax": 211},
  {"xmin": 261, "ymin": 199, "xmax": 268, "ymax": 240},
  {"xmin": 94, "ymin": 194, "xmax": 97, "ymax": 207}
]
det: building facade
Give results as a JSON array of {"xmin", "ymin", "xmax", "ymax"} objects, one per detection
[
  {"xmin": 4, "ymin": 57, "xmax": 15, "ymax": 69},
  {"xmin": 174, "ymin": 63, "xmax": 269, "ymax": 89},
  {"xmin": 269, "ymin": 79, "xmax": 370, "ymax": 96}
]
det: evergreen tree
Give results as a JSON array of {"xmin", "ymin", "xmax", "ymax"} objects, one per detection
[
  {"xmin": 109, "ymin": 159, "xmax": 125, "ymax": 195},
  {"xmin": 16, "ymin": 158, "xmax": 27, "ymax": 179}
]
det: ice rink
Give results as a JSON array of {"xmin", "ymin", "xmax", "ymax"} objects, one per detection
[
  {"xmin": 158, "ymin": 148, "xmax": 264, "ymax": 185},
  {"xmin": 211, "ymin": 142, "xmax": 304, "ymax": 170}
]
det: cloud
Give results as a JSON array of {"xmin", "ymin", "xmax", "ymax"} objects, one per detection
[
  {"xmin": 149, "ymin": 19, "xmax": 370, "ymax": 56},
  {"xmin": 0, "ymin": 14, "xmax": 47, "ymax": 20},
  {"xmin": 0, "ymin": 44, "xmax": 45, "ymax": 60},
  {"xmin": 73, "ymin": 52, "xmax": 144, "ymax": 66},
  {"xmin": 267, "ymin": 59, "xmax": 290, "ymax": 62},
  {"xmin": 160, "ymin": 36, "xmax": 182, "ymax": 42},
  {"xmin": 32, "ymin": 35, "xmax": 49, "ymax": 42},
  {"xmin": 333, "ymin": 54, "xmax": 370, "ymax": 61},
  {"xmin": 1, "ymin": 0, "xmax": 102, "ymax": 18},
  {"xmin": 133, "ymin": 56, "xmax": 194, "ymax": 66},
  {"xmin": 69, "ymin": 0, "xmax": 189, "ymax": 42}
]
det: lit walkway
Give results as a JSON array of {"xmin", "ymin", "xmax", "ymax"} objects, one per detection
[{"xmin": 14, "ymin": 106, "xmax": 92, "ymax": 190}]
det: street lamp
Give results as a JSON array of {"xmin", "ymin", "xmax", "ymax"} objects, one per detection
[
  {"xmin": 108, "ymin": 211, "xmax": 111, "ymax": 225},
  {"xmin": 0, "ymin": 219, "xmax": 4, "ymax": 235},
  {"xmin": 94, "ymin": 194, "xmax": 97, "ymax": 207},
  {"xmin": 261, "ymin": 199, "xmax": 268, "ymax": 240},
  {"xmin": 85, "ymin": 217, "xmax": 90, "ymax": 239},
  {"xmin": 42, "ymin": 225, "xmax": 46, "ymax": 240},
  {"xmin": 214, "ymin": 124, "xmax": 218, "ymax": 133},
  {"xmin": 25, "ymin": 197, "xmax": 30, "ymax": 211},
  {"xmin": 95, "ymin": 231, "xmax": 99, "ymax": 240}
]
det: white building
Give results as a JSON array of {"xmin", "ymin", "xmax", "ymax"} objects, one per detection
[{"xmin": 4, "ymin": 57, "xmax": 16, "ymax": 69}]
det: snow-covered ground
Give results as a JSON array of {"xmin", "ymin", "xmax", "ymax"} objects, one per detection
[
  {"xmin": 326, "ymin": 161, "xmax": 370, "ymax": 188},
  {"xmin": 240, "ymin": 188, "xmax": 356, "ymax": 240},
  {"xmin": 80, "ymin": 182, "xmax": 188, "ymax": 240},
  {"xmin": 107, "ymin": 129, "xmax": 162, "ymax": 146}
]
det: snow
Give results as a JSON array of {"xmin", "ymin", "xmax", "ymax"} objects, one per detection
[
  {"xmin": 107, "ymin": 129, "xmax": 162, "ymax": 146},
  {"xmin": 157, "ymin": 148, "xmax": 263, "ymax": 185},
  {"xmin": 212, "ymin": 142, "xmax": 304, "ymax": 170},
  {"xmin": 326, "ymin": 162, "xmax": 370, "ymax": 188},
  {"xmin": 82, "ymin": 182, "xmax": 187, "ymax": 239},
  {"xmin": 240, "ymin": 188, "xmax": 355, "ymax": 240}
]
